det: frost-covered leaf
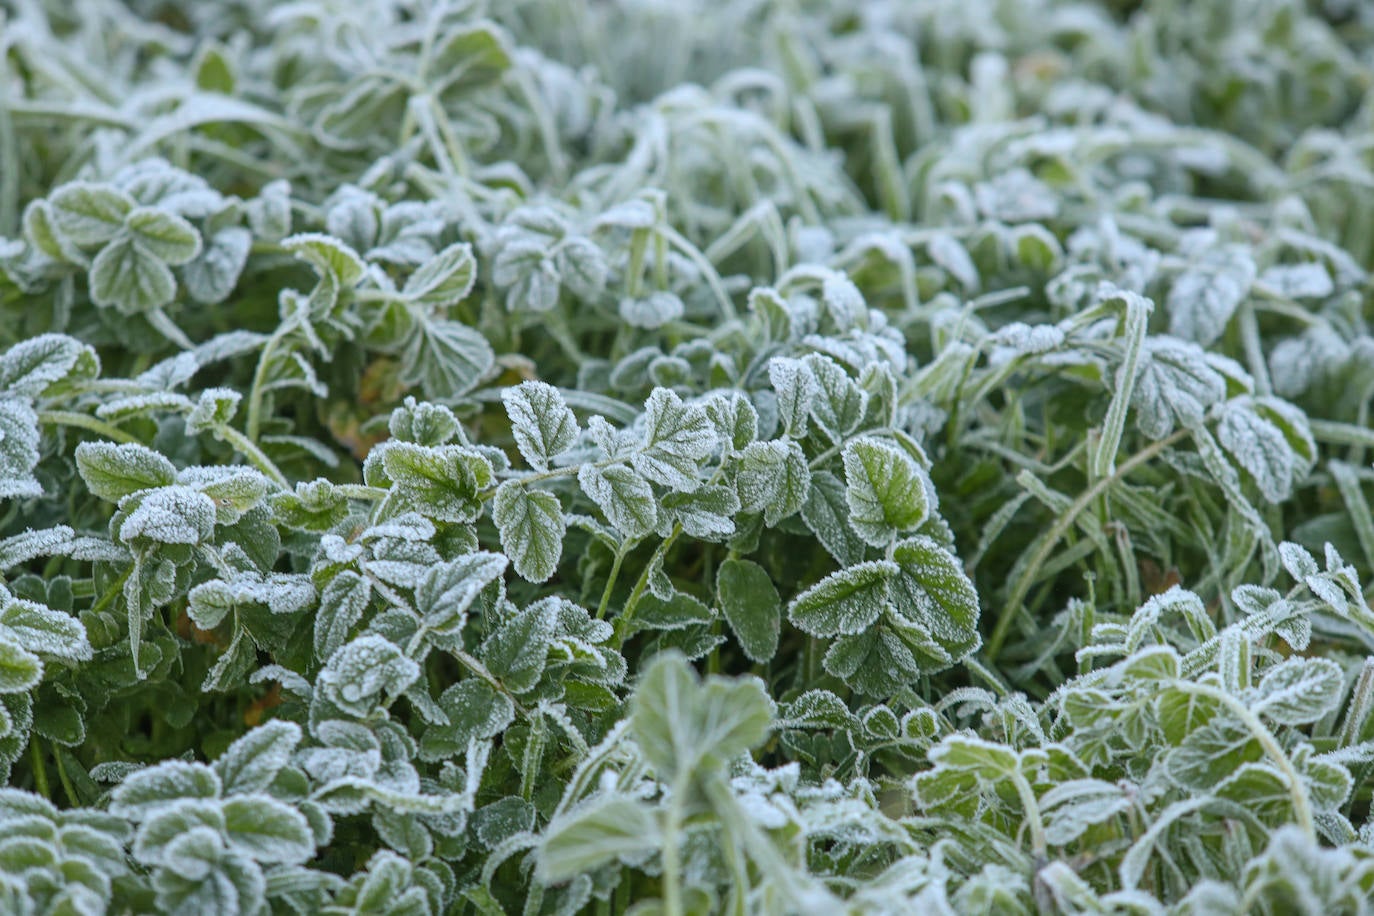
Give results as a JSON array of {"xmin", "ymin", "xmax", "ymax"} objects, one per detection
[
  {"xmin": 632, "ymin": 388, "xmax": 714, "ymax": 490},
  {"xmin": 716, "ymin": 558, "xmax": 780, "ymax": 662},
  {"xmin": 415, "ymin": 552, "xmax": 508, "ymax": 634},
  {"xmin": 213, "ymin": 721, "xmax": 301, "ymax": 795},
  {"xmin": 125, "ymin": 207, "xmax": 202, "ymax": 264},
  {"xmin": 89, "ymin": 236, "xmax": 176, "ymax": 313},
  {"xmin": 578, "ymin": 463, "xmax": 656, "ymax": 538},
  {"xmin": 1251, "ymin": 658, "xmax": 1344, "ymax": 726},
  {"xmin": 502, "ymin": 381, "xmax": 578, "ymax": 471},
  {"xmin": 118, "ymin": 486, "xmax": 218, "ymax": 545},
  {"xmin": 842, "ymin": 437, "xmax": 929, "ymax": 547},
  {"xmin": 1167, "ymin": 243, "xmax": 1256, "ymax": 346},
  {"xmin": 0, "ymin": 334, "xmax": 95, "ymax": 398},
  {"xmin": 48, "ymin": 183, "xmax": 134, "ymax": 247},
  {"xmin": 317, "ymin": 635, "xmax": 421, "ymax": 717},
  {"xmin": 184, "ymin": 227, "xmax": 252, "ymax": 304},
  {"xmin": 221, "ymin": 795, "xmax": 314, "ymax": 864},
  {"xmin": 110, "ymin": 761, "xmax": 222, "ymax": 820},
  {"xmin": 768, "ymin": 357, "xmax": 817, "ymax": 438},
  {"xmin": 788, "ymin": 561, "xmax": 897, "ymax": 638},
  {"xmin": 481, "ymin": 599, "xmax": 558, "ymax": 694},
  {"xmin": 890, "ymin": 536, "xmax": 981, "ymax": 664},
  {"xmin": 76, "ymin": 442, "xmax": 177, "ymax": 502},
  {"xmin": 402, "ymin": 242, "xmax": 476, "ymax": 308},
  {"xmin": 538, "ymin": 794, "xmax": 659, "ymax": 882},
  {"xmin": 493, "ymin": 483, "xmax": 565, "ymax": 583},
  {"xmin": 629, "ymin": 651, "xmax": 772, "ymax": 780},
  {"xmin": 734, "ymin": 439, "xmax": 809, "ymax": 526},
  {"xmin": 399, "ymin": 318, "xmax": 494, "ymax": 399},
  {"xmin": 0, "ymin": 399, "xmax": 41, "ymax": 500}
]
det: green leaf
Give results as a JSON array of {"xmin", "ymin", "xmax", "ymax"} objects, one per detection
[
  {"xmin": 382, "ymin": 443, "xmax": 492, "ymax": 523},
  {"xmin": 414, "ymin": 552, "xmax": 508, "ymax": 635},
  {"xmin": 399, "ymin": 318, "xmax": 494, "ymax": 399},
  {"xmin": 282, "ymin": 232, "xmax": 365, "ymax": 286},
  {"xmin": 629, "ymin": 651, "xmax": 772, "ymax": 781},
  {"xmin": 1251, "ymin": 658, "xmax": 1344, "ymax": 726},
  {"xmin": 0, "ymin": 398, "xmax": 41, "ymax": 500},
  {"xmin": 213, "ymin": 721, "xmax": 301, "ymax": 795},
  {"xmin": 110, "ymin": 761, "xmax": 222, "ymax": 819},
  {"xmin": 0, "ymin": 595, "xmax": 91, "ymax": 661},
  {"xmin": 633, "ymin": 388, "xmax": 714, "ymax": 490},
  {"xmin": 842, "ymin": 437, "xmax": 929, "ymax": 547},
  {"xmin": 660, "ymin": 484, "xmax": 739, "ymax": 540},
  {"xmin": 76, "ymin": 442, "xmax": 177, "ymax": 502},
  {"xmin": 492, "ymin": 482, "xmax": 565, "ymax": 584},
  {"xmin": 578, "ymin": 463, "xmax": 656, "ymax": 538},
  {"xmin": 0, "ymin": 334, "xmax": 96, "ymax": 399},
  {"xmin": 801, "ymin": 471, "xmax": 866, "ymax": 566},
  {"xmin": 221, "ymin": 795, "xmax": 314, "ymax": 864},
  {"xmin": 314, "ymin": 571, "xmax": 372, "ymax": 661},
  {"xmin": 804, "ymin": 354, "xmax": 868, "ymax": 439},
  {"xmin": 403, "ymin": 243, "xmax": 477, "ymax": 307},
  {"xmin": 125, "ymin": 207, "xmax": 202, "ymax": 264},
  {"xmin": 716, "ymin": 558, "xmax": 780, "ymax": 663},
  {"xmin": 0, "ymin": 640, "xmax": 42, "ymax": 693},
  {"xmin": 118, "ymin": 486, "xmax": 218, "ymax": 545},
  {"xmin": 735, "ymin": 439, "xmax": 810, "ymax": 526},
  {"xmin": 419, "ymin": 679, "xmax": 515, "ymax": 762},
  {"xmin": 89, "ymin": 236, "xmax": 176, "ymax": 313},
  {"xmin": 48, "ymin": 182, "xmax": 134, "ymax": 247},
  {"xmin": 889, "ymin": 536, "xmax": 981, "ymax": 663},
  {"xmin": 1040, "ymin": 779, "xmax": 1132, "ymax": 846},
  {"xmin": 502, "ymin": 381, "xmax": 578, "ymax": 471},
  {"xmin": 787, "ymin": 560, "xmax": 896, "ymax": 637},
  {"xmin": 538, "ymin": 794, "xmax": 659, "ymax": 883},
  {"xmin": 822, "ymin": 627, "xmax": 924, "ymax": 696},
  {"xmin": 481, "ymin": 600, "xmax": 558, "ymax": 693}
]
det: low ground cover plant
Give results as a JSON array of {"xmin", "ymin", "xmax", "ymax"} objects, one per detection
[{"xmin": 3, "ymin": 0, "xmax": 1374, "ymax": 912}]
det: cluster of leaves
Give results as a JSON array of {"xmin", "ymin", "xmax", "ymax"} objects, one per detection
[{"xmin": 3, "ymin": 0, "xmax": 1374, "ymax": 912}]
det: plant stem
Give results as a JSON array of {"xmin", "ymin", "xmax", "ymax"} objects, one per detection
[
  {"xmin": 212, "ymin": 423, "xmax": 289, "ymax": 488},
  {"xmin": 38, "ymin": 410, "xmax": 142, "ymax": 445},
  {"xmin": 29, "ymin": 741, "xmax": 51, "ymax": 800}
]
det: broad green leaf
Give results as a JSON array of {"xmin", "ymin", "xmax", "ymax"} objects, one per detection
[
  {"xmin": 89, "ymin": 236, "xmax": 176, "ymax": 313},
  {"xmin": 0, "ymin": 640, "xmax": 42, "ymax": 693},
  {"xmin": 403, "ymin": 242, "xmax": 477, "ymax": 307},
  {"xmin": 842, "ymin": 437, "xmax": 929, "ymax": 546},
  {"xmin": 314, "ymin": 571, "xmax": 372, "ymax": 661},
  {"xmin": 282, "ymin": 232, "xmax": 365, "ymax": 286},
  {"xmin": 382, "ymin": 443, "xmax": 492, "ymax": 523},
  {"xmin": 414, "ymin": 552, "xmax": 508, "ymax": 635},
  {"xmin": 1251, "ymin": 657, "xmax": 1344, "ymax": 726},
  {"xmin": 480, "ymin": 600, "xmax": 558, "ymax": 693},
  {"xmin": 538, "ymin": 794, "xmax": 659, "ymax": 882},
  {"xmin": 492, "ymin": 483, "xmax": 565, "ymax": 584},
  {"xmin": 502, "ymin": 381, "xmax": 578, "ymax": 471},
  {"xmin": 125, "ymin": 207, "xmax": 202, "ymax": 264},
  {"xmin": 629, "ymin": 651, "xmax": 772, "ymax": 780},
  {"xmin": 788, "ymin": 561, "xmax": 897, "ymax": 638},
  {"xmin": 399, "ymin": 318, "xmax": 494, "ymax": 399},
  {"xmin": 213, "ymin": 721, "xmax": 301, "ymax": 795},
  {"xmin": 0, "ymin": 334, "xmax": 95, "ymax": 398},
  {"xmin": 222, "ymin": 795, "xmax": 314, "ymax": 864},
  {"xmin": 578, "ymin": 463, "xmax": 656, "ymax": 538},
  {"xmin": 110, "ymin": 761, "xmax": 222, "ymax": 819},
  {"xmin": 802, "ymin": 471, "xmax": 867, "ymax": 565},
  {"xmin": 48, "ymin": 183, "xmax": 134, "ymax": 247},
  {"xmin": 0, "ymin": 398, "xmax": 41, "ymax": 500},
  {"xmin": 76, "ymin": 442, "xmax": 178, "ymax": 502},
  {"xmin": 716, "ymin": 558, "xmax": 780, "ymax": 662},
  {"xmin": 890, "ymin": 536, "xmax": 981, "ymax": 662},
  {"xmin": 419, "ymin": 679, "xmax": 515, "ymax": 762},
  {"xmin": 633, "ymin": 388, "xmax": 714, "ymax": 490},
  {"xmin": 734, "ymin": 439, "xmax": 809, "ymax": 525}
]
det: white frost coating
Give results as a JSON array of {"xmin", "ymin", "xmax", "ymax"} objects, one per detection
[
  {"xmin": 1258, "ymin": 262, "xmax": 1333, "ymax": 300},
  {"xmin": 578, "ymin": 462, "xmax": 656, "ymax": 538},
  {"xmin": 118, "ymin": 486, "xmax": 218, "ymax": 545},
  {"xmin": 502, "ymin": 381, "xmax": 579, "ymax": 471},
  {"xmin": 318, "ymin": 635, "xmax": 421, "ymax": 717},
  {"xmin": 0, "ymin": 397, "xmax": 41, "ymax": 499},
  {"xmin": 1214, "ymin": 400, "xmax": 1300, "ymax": 503},
  {"xmin": 1129, "ymin": 336, "xmax": 1227, "ymax": 439},
  {"xmin": 767, "ymin": 357, "xmax": 817, "ymax": 438},
  {"xmin": 987, "ymin": 322, "xmax": 1066, "ymax": 366},
  {"xmin": 1166, "ymin": 241, "xmax": 1256, "ymax": 346},
  {"xmin": 632, "ymin": 388, "xmax": 714, "ymax": 491}
]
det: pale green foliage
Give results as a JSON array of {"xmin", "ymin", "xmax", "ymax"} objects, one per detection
[{"xmin": 2, "ymin": 0, "xmax": 1374, "ymax": 913}]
